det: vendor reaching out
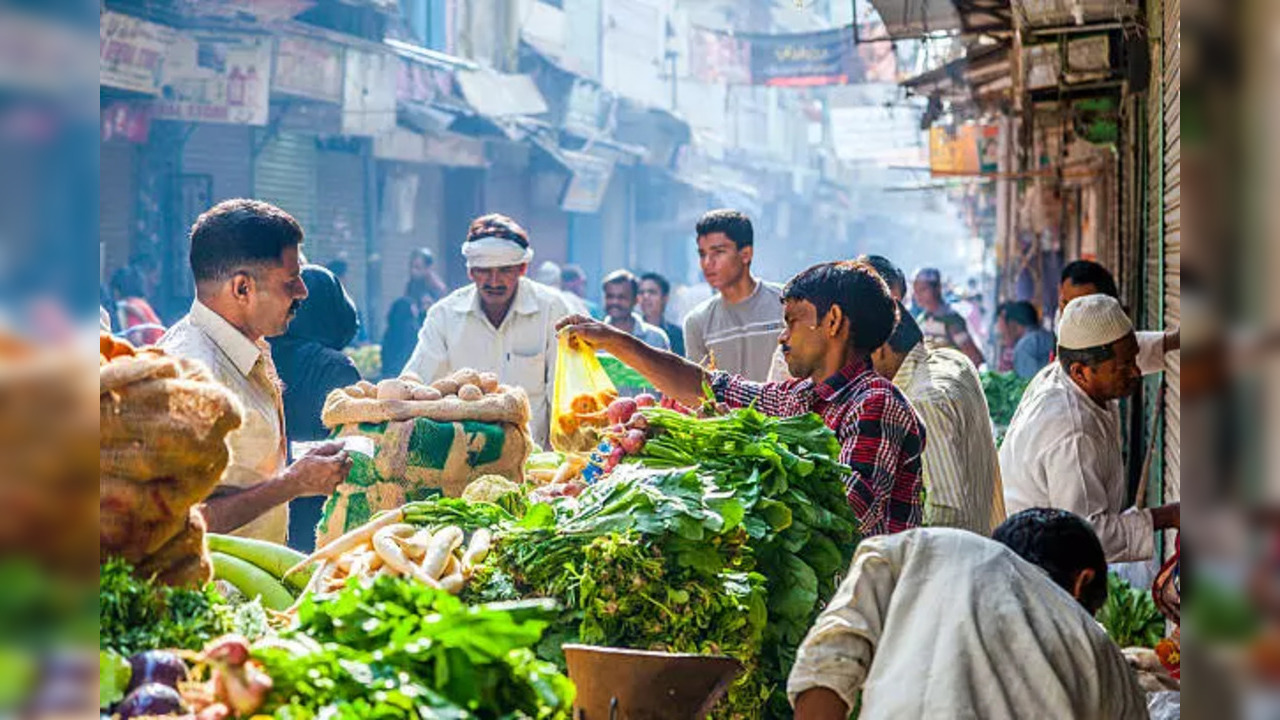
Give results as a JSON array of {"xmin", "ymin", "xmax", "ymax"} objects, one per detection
[{"xmin": 558, "ymin": 260, "xmax": 926, "ymax": 536}]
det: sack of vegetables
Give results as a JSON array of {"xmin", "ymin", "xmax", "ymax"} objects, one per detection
[{"xmin": 316, "ymin": 369, "xmax": 531, "ymax": 547}]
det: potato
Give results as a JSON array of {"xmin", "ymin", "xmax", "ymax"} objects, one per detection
[
  {"xmin": 411, "ymin": 386, "xmax": 443, "ymax": 401},
  {"xmin": 478, "ymin": 372, "xmax": 500, "ymax": 394},
  {"xmin": 400, "ymin": 370, "xmax": 423, "ymax": 384},
  {"xmin": 431, "ymin": 378, "xmax": 461, "ymax": 396},
  {"xmin": 376, "ymin": 378, "xmax": 414, "ymax": 401},
  {"xmin": 457, "ymin": 384, "xmax": 484, "ymax": 401},
  {"xmin": 356, "ymin": 380, "xmax": 377, "ymax": 398},
  {"xmin": 451, "ymin": 369, "xmax": 481, "ymax": 388}
]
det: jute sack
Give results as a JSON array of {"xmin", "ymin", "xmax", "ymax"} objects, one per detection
[
  {"xmin": 320, "ymin": 384, "xmax": 531, "ymax": 428},
  {"xmin": 100, "ymin": 351, "xmax": 241, "ymax": 577},
  {"xmin": 315, "ymin": 416, "xmax": 530, "ymax": 547}
]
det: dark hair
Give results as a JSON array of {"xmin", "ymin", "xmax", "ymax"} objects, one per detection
[
  {"xmin": 466, "ymin": 213, "xmax": 529, "ymax": 248},
  {"xmin": 110, "ymin": 266, "xmax": 145, "ymax": 299},
  {"xmin": 189, "ymin": 199, "xmax": 304, "ymax": 284},
  {"xmin": 410, "ymin": 247, "xmax": 434, "ymax": 266},
  {"xmin": 858, "ymin": 254, "xmax": 906, "ymax": 298},
  {"xmin": 1003, "ymin": 301, "xmax": 1040, "ymax": 328},
  {"xmin": 1058, "ymin": 343, "xmax": 1117, "ymax": 372},
  {"xmin": 696, "ymin": 209, "xmax": 753, "ymax": 250},
  {"xmin": 782, "ymin": 261, "xmax": 898, "ymax": 353},
  {"xmin": 993, "ymin": 508, "xmax": 1108, "ymax": 614},
  {"xmin": 561, "ymin": 264, "xmax": 586, "ymax": 284},
  {"xmin": 326, "ymin": 258, "xmax": 349, "ymax": 278},
  {"xmin": 1060, "ymin": 260, "xmax": 1119, "ymax": 299},
  {"xmin": 602, "ymin": 269, "xmax": 639, "ymax": 297},
  {"xmin": 884, "ymin": 302, "xmax": 923, "ymax": 354},
  {"xmin": 640, "ymin": 272, "xmax": 671, "ymax": 297}
]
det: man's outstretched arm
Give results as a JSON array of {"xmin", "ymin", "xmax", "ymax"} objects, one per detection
[{"xmin": 556, "ymin": 314, "xmax": 709, "ymax": 406}]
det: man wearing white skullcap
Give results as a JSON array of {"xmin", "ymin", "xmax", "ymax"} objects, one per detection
[
  {"xmin": 402, "ymin": 213, "xmax": 571, "ymax": 445},
  {"xmin": 999, "ymin": 294, "xmax": 1180, "ymax": 562}
]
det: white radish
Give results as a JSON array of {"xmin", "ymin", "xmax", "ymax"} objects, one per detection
[
  {"xmin": 284, "ymin": 509, "xmax": 405, "ymax": 578},
  {"xmin": 402, "ymin": 529, "xmax": 433, "ymax": 562},
  {"xmin": 439, "ymin": 571, "xmax": 465, "ymax": 594},
  {"xmin": 373, "ymin": 524, "xmax": 442, "ymax": 587},
  {"xmin": 420, "ymin": 526, "xmax": 464, "ymax": 579},
  {"xmin": 462, "ymin": 529, "xmax": 492, "ymax": 567}
]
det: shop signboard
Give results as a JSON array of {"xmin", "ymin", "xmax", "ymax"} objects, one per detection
[
  {"xmin": 152, "ymin": 32, "xmax": 271, "ymax": 125},
  {"xmin": 929, "ymin": 124, "xmax": 998, "ymax": 176},
  {"xmin": 100, "ymin": 11, "xmax": 174, "ymax": 95},
  {"xmin": 274, "ymin": 35, "xmax": 344, "ymax": 103},
  {"xmin": 749, "ymin": 26, "xmax": 858, "ymax": 87}
]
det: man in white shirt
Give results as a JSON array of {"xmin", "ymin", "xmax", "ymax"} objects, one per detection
[
  {"xmin": 1057, "ymin": 259, "xmax": 1179, "ymax": 374},
  {"xmin": 403, "ymin": 213, "xmax": 570, "ymax": 446},
  {"xmin": 1000, "ymin": 294, "xmax": 1180, "ymax": 562},
  {"xmin": 872, "ymin": 305, "xmax": 1005, "ymax": 534},
  {"xmin": 789, "ymin": 508, "xmax": 1147, "ymax": 720},
  {"xmin": 159, "ymin": 199, "xmax": 352, "ymax": 544}
]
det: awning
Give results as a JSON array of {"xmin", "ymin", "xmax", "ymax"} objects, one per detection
[
  {"xmin": 901, "ymin": 42, "xmax": 1010, "ymax": 102},
  {"xmin": 454, "ymin": 67, "xmax": 548, "ymax": 119},
  {"xmin": 866, "ymin": 0, "xmax": 1010, "ymax": 40},
  {"xmin": 1012, "ymin": 0, "xmax": 1138, "ymax": 29},
  {"xmin": 613, "ymin": 99, "xmax": 691, "ymax": 169}
]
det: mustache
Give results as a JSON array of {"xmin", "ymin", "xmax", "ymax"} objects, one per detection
[
  {"xmin": 481, "ymin": 284, "xmax": 508, "ymax": 292},
  {"xmin": 288, "ymin": 299, "xmax": 302, "ymax": 314}
]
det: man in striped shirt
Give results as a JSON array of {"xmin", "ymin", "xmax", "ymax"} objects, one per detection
[
  {"xmin": 872, "ymin": 306, "xmax": 1005, "ymax": 534},
  {"xmin": 559, "ymin": 260, "xmax": 926, "ymax": 536}
]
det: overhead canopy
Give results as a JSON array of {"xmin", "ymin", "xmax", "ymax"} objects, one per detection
[
  {"xmin": 865, "ymin": 0, "xmax": 1011, "ymax": 39},
  {"xmin": 901, "ymin": 42, "xmax": 1011, "ymax": 103},
  {"xmin": 454, "ymin": 67, "xmax": 549, "ymax": 119},
  {"xmin": 1012, "ymin": 0, "xmax": 1138, "ymax": 29}
]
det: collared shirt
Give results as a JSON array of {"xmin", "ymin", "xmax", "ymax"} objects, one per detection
[
  {"xmin": 894, "ymin": 344, "xmax": 1005, "ymax": 534},
  {"xmin": 158, "ymin": 300, "xmax": 289, "ymax": 544},
  {"xmin": 788, "ymin": 528, "xmax": 1147, "ymax": 719},
  {"xmin": 1013, "ymin": 327, "xmax": 1055, "ymax": 378},
  {"xmin": 710, "ymin": 358, "xmax": 926, "ymax": 536},
  {"xmin": 999, "ymin": 362, "xmax": 1154, "ymax": 562},
  {"xmin": 683, "ymin": 278, "xmax": 785, "ymax": 381},
  {"xmin": 403, "ymin": 276, "xmax": 571, "ymax": 446},
  {"xmin": 605, "ymin": 313, "xmax": 670, "ymax": 351}
]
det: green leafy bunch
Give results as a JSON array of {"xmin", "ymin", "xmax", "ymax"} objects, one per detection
[
  {"xmin": 979, "ymin": 370, "xmax": 1031, "ymax": 431},
  {"xmin": 256, "ymin": 576, "xmax": 574, "ymax": 720},
  {"xmin": 99, "ymin": 556, "xmax": 234, "ymax": 657},
  {"xmin": 1097, "ymin": 572, "xmax": 1166, "ymax": 648}
]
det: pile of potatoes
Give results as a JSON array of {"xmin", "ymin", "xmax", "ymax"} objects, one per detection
[{"xmin": 342, "ymin": 368, "xmax": 505, "ymax": 403}]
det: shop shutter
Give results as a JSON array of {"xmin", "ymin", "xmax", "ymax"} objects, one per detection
[
  {"xmin": 183, "ymin": 124, "xmax": 253, "ymax": 202},
  {"xmin": 100, "ymin": 141, "xmax": 137, "ymax": 281},
  {"xmin": 314, "ymin": 149, "xmax": 370, "ymax": 330},
  {"xmin": 254, "ymin": 130, "xmax": 317, "ymax": 233},
  {"xmin": 1161, "ymin": 0, "xmax": 1181, "ymax": 505}
]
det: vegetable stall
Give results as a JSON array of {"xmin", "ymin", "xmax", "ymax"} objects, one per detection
[{"xmin": 100, "ymin": 336, "xmax": 861, "ymax": 720}]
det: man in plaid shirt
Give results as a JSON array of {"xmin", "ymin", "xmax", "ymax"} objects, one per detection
[{"xmin": 558, "ymin": 260, "xmax": 926, "ymax": 536}]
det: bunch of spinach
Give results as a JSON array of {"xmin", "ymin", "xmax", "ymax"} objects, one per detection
[
  {"xmin": 632, "ymin": 407, "xmax": 860, "ymax": 715},
  {"xmin": 1097, "ymin": 572, "xmax": 1166, "ymax": 648},
  {"xmin": 255, "ymin": 576, "xmax": 574, "ymax": 720},
  {"xmin": 99, "ymin": 556, "xmax": 235, "ymax": 656},
  {"xmin": 980, "ymin": 370, "xmax": 1031, "ymax": 436}
]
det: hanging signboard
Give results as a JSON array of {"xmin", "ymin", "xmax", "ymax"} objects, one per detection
[
  {"xmin": 342, "ymin": 48, "xmax": 397, "ymax": 136},
  {"xmin": 929, "ymin": 124, "xmax": 998, "ymax": 175},
  {"xmin": 100, "ymin": 11, "xmax": 174, "ymax": 95},
  {"xmin": 748, "ymin": 26, "xmax": 858, "ymax": 87},
  {"xmin": 152, "ymin": 32, "xmax": 271, "ymax": 125},
  {"xmin": 688, "ymin": 28, "xmax": 751, "ymax": 85},
  {"xmin": 273, "ymin": 36, "xmax": 343, "ymax": 103},
  {"xmin": 559, "ymin": 150, "xmax": 614, "ymax": 213},
  {"xmin": 101, "ymin": 100, "xmax": 151, "ymax": 143}
]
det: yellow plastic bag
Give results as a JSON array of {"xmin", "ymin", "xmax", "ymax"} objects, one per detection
[{"xmin": 551, "ymin": 332, "xmax": 618, "ymax": 451}]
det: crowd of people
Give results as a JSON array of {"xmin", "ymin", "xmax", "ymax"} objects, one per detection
[{"xmin": 101, "ymin": 198, "xmax": 1178, "ymax": 717}]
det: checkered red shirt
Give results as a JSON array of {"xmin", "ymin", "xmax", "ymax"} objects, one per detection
[{"xmin": 710, "ymin": 357, "xmax": 926, "ymax": 536}]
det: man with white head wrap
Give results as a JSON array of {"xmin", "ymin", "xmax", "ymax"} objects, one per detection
[
  {"xmin": 402, "ymin": 213, "xmax": 571, "ymax": 445},
  {"xmin": 999, "ymin": 294, "xmax": 1180, "ymax": 562}
]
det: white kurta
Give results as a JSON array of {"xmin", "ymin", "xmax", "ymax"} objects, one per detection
[
  {"xmin": 788, "ymin": 529, "xmax": 1147, "ymax": 719},
  {"xmin": 403, "ymin": 277, "xmax": 570, "ymax": 446},
  {"xmin": 999, "ymin": 362, "xmax": 1154, "ymax": 561}
]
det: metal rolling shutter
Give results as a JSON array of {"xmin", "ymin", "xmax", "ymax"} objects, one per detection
[
  {"xmin": 1161, "ymin": 0, "xmax": 1181, "ymax": 505},
  {"xmin": 100, "ymin": 141, "xmax": 137, "ymax": 281},
  {"xmin": 183, "ymin": 124, "xmax": 253, "ymax": 202},
  {"xmin": 313, "ymin": 148, "xmax": 370, "ymax": 327},
  {"xmin": 254, "ymin": 131, "xmax": 317, "ymax": 233}
]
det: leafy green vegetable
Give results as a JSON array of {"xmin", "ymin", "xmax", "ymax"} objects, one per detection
[
  {"xmin": 980, "ymin": 371, "xmax": 1031, "ymax": 443},
  {"xmin": 99, "ymin": 650, "xmax": 130, "ymax": 708},
  {"xmin": 99, "ymin": 557, "xmax": 234, "ymax": 656},
  {"xmin": 1185, "ymin": 578, "xmax": 1259, "ymax": 642},
  {"xmin": 402, "ymin": 497, "xmax": 516, "ymax": 531},
  {"xmin": 256, "ymin": 576, "xmax": 574, "ymax": 720},
  {"xmin": 1097, "ymin": 573, "xmax": 1165, "ymax": 648}
]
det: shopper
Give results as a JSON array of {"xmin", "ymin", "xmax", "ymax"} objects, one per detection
[
  {"xmin": 561, "ymin": 264, "xmax": 600, "ymax": 318},
  {"xmin": 158, "ymin": 199, "xmax": 352, "ymax": 544},
  {"xmin": 560, "ymin": 260, "xmax": 926, "ymax": 536},
  {"xmin": 109, "ymin": 266, "xmax": 165, "ymax": 345},
  {"xmin": 638, "ymin": 271, "xmax": 685, "ymax": 356},
  {"xmin": 1000, "ymin": 294, "xmax": 1180, "ymax": 562},
  {"xmin": 382, "ymin": 248, "xmax": 444, "ymax": 379},
  {"xmin": 683, "ymin": 209, "xmax": 785, "ymax": 381},
  {"xmin": 910, "ymin": 267, "xmax": 986, "ymax": 368},
  {"xmin": 402, "ymin": 213, "xmax": 570, "ymax": 446},
  {"xmin": 602, "ymin": 269, "xmax": 669, "ymax": 350},
  {"xmin": 789, "ymin": 508, "xmax": 1147, "ymax": 719}
]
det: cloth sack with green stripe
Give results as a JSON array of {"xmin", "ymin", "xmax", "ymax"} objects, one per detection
[{"xmin": 316, "ymin": 417, "xmax": 529, "ymax": 546}]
